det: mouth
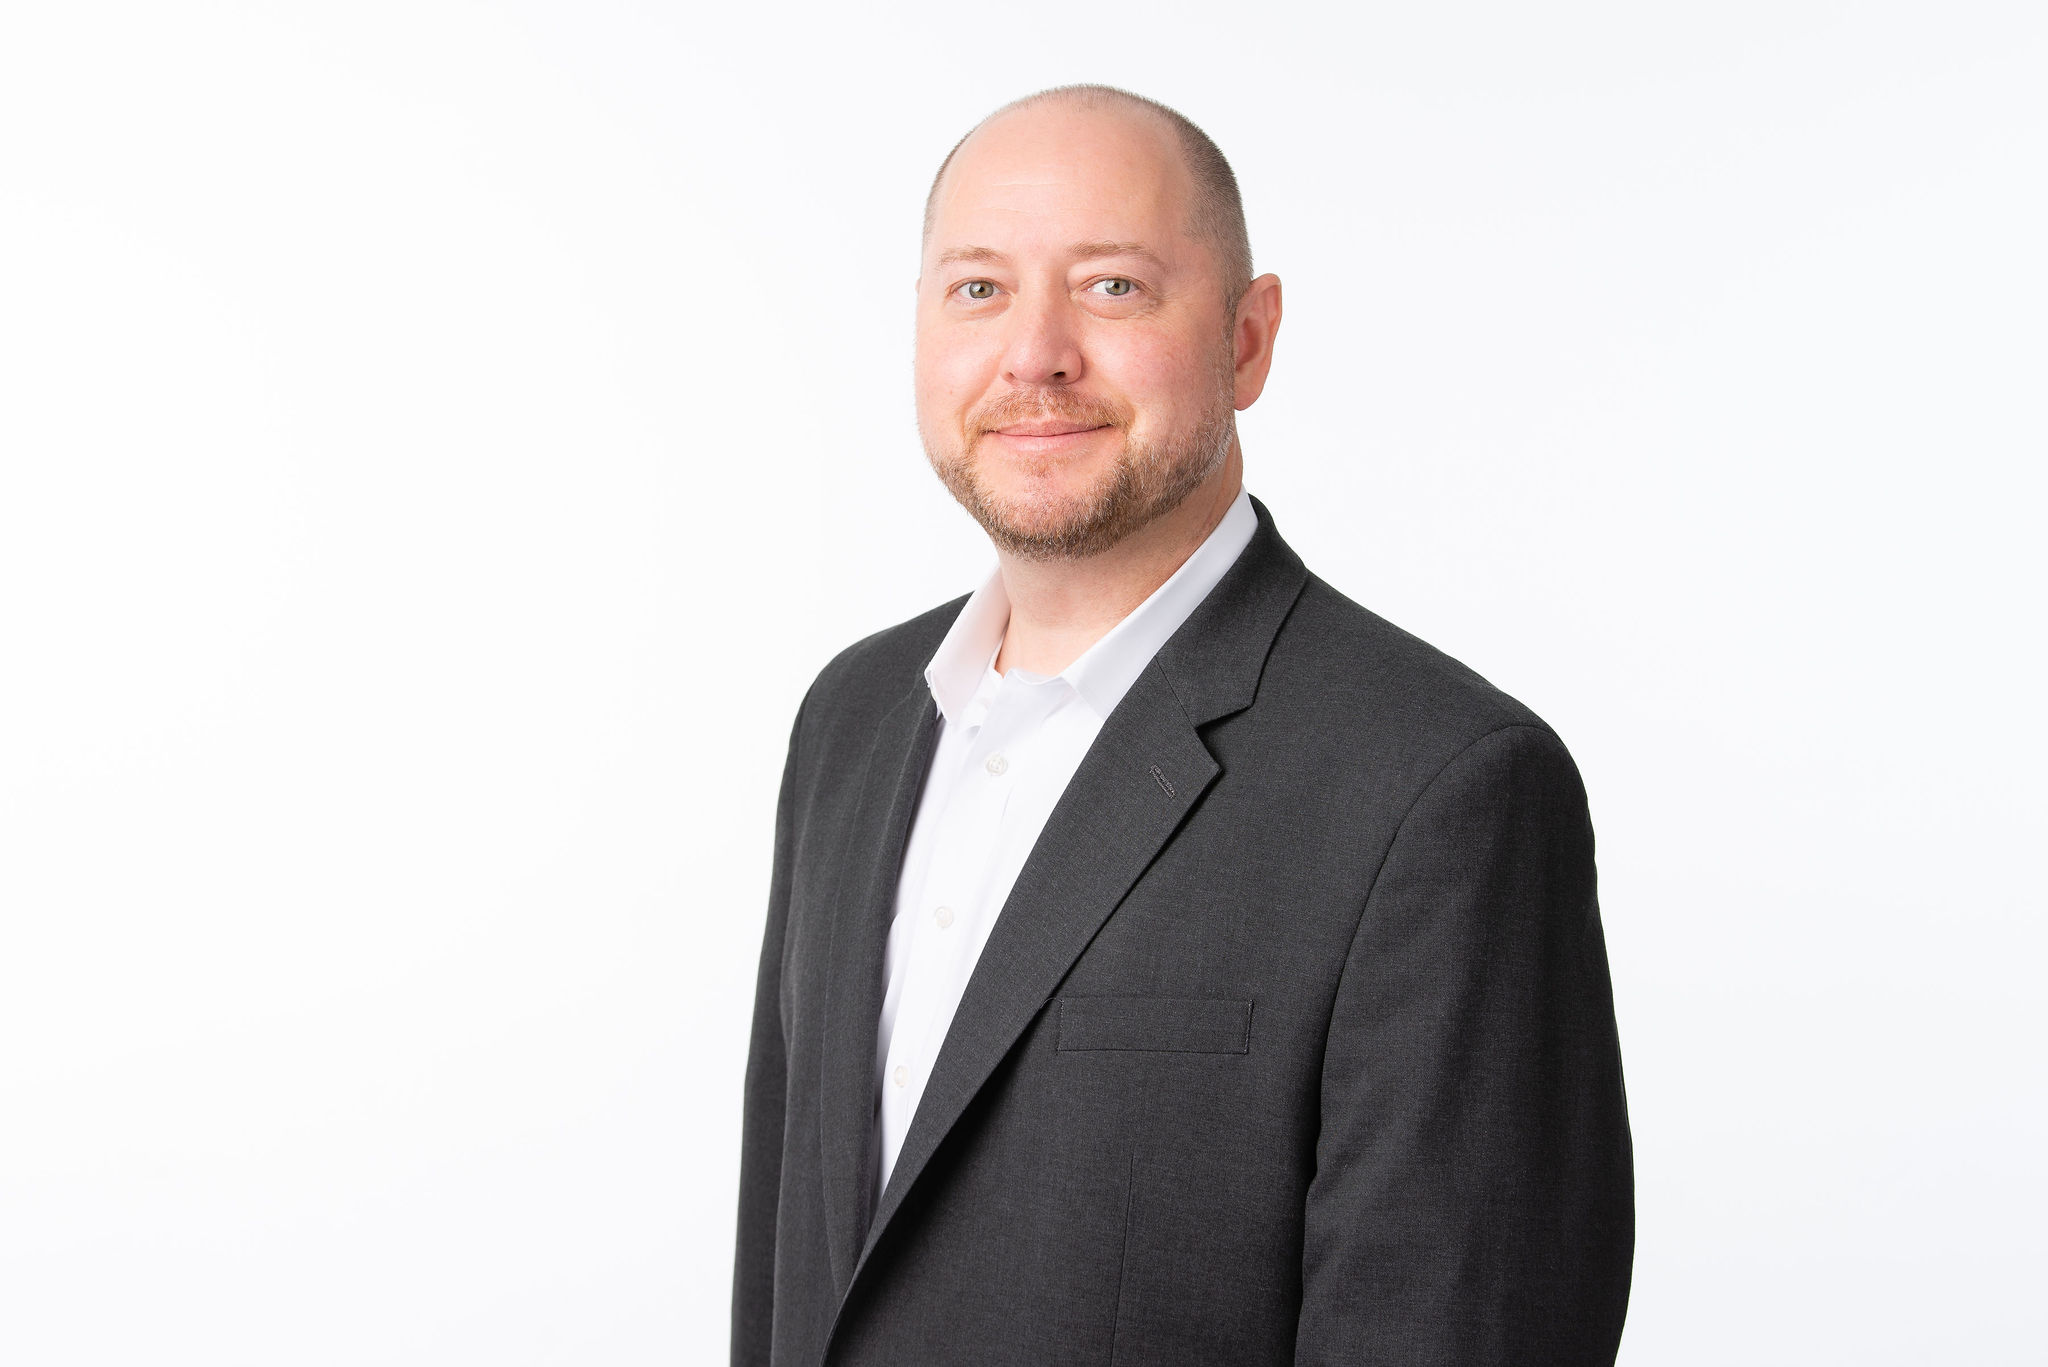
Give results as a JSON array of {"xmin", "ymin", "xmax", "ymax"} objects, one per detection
[
  {"xmin": 982, "ymin": 421, "xmax": 1115, "ymax": 456},
  {"xmin": 992, "ymin": 420, "xmax": 1111, "ymax": 438}
]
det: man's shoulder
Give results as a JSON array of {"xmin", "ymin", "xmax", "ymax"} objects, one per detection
[
  {"xmin": 793, "ymin": 591, "xmax": 968, "ymax": 734},
  {"xmin": 1270, "ymin": 573, "xmax": 1566, "ymax": 766},
  {"xmin": 787, "ymin": 564, "xmax": 1576, "ymax": 782}
]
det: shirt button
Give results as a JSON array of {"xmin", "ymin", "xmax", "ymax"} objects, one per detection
[
  {"xmin": 984, "ymin": 752, "xmax": 1009, "ymax": 776},
  {"xmin": 934, "ymin": 905, "xmax": 955, "ymax": 929},
  {"xmin": 892, "ymin": 1065, "xmax": 907, "ymax": 1088}
]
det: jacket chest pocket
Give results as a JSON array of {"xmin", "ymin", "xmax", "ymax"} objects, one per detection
[{"xmin": 1054, "ymin": 994, "xmax": 1253, "ymax": 1054}]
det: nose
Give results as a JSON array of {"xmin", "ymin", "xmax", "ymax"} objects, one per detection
[{"xmin": 999, "ymin": 290, "xmax": 1084, "ymax": 388}]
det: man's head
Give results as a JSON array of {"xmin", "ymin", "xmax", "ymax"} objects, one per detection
[{"xmin": 915, "ymin": 85, "xmax": 1282, "ymax": 562}]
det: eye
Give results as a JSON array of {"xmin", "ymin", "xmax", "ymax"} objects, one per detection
[
  {"xmin": 1090, "ymin": 278, "xmax": 1136, "ymax": 297},
  {"xmin": 957, "ymin": 280, "xmax": 997, "ymax": 301}
]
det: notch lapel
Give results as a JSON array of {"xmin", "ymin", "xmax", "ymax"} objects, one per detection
[{"xmin": 816, "ymin": 680, "xmax": 941, "ymax": 1297}]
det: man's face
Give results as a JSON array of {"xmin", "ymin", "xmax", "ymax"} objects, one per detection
[{"xmin": 915, "ymin": 101, "xmax": 1240, "ymax": 561}]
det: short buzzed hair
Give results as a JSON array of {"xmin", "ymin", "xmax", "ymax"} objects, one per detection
[{"xmin": 921, "ymin": 84, "xmax": 1255, "ymax": 307}]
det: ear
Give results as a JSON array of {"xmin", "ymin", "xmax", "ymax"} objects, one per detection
[{"xmin": 1231, "ymin": 273, "xmax": 1283, "ymax": 410}]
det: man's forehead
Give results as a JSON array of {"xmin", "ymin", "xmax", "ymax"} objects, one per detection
[{"xmin": 926, "ymin": 100, "xmax": 1193, "ymax": 247}]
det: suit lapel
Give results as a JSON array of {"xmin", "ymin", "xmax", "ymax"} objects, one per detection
[
  {"xmin": 816, "ymin": 680, "xmax": 941, "ymax": 1296},
  {"xmin": 850, "ymin": 664, "xmax": 1219, "ymax": 1278},
  {"xmin": 840, "ymin": 493, "xmax": 1311, "ymax": 1292}
]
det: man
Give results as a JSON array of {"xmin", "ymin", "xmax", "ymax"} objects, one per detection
[{"xmin": 732, "ymin": 85, "xmax": 1633, "ymax": 1366}]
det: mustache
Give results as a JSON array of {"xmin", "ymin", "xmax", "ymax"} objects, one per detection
[{"xmin": 968, "ymin": 389, "xmax": 1131, "ymax": 435}]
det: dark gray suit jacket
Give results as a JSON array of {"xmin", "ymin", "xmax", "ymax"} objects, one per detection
[{"xmin": 733, "ymin": 495, "xmax": 1633, "ymax": 1365}]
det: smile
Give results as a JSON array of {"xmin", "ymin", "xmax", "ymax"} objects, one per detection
[{"xmin": 985, "ymin": 423, "xmax": 1113, "ymax": 451}]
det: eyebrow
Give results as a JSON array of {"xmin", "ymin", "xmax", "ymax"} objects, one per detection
[
  {"xmin": 1066, "ymin": 239, "xmax": 1167, "ymax": 270},
  {"xmin": 935, "ymin": 245, "xmax": 1008, "ymax": 269},
  {"xmin": 933, "ymin": 240, "xmax": 1169, "ymax": 271}
]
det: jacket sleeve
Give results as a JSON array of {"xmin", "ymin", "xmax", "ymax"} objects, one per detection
[
  {"xmin": 1296, "ymin": 723, "xmax": 1634, "ymax": 1366},
  {"xmin": 730, "ymin": 690, "xmax": 811, "ymax": 1367}
]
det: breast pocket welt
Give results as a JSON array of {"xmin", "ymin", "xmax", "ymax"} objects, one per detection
[{"xmin": 1054, "ymin": 994, "xmax": 1253, "ymax": 1054}]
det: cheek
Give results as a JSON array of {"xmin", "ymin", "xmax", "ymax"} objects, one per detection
[
  {"xmin": 916, "ymin": 326, "xmax": 995, "ymax": 420},
  {"xmin": 1095, "ymin": 332, "xmax": 1217, "ymax": 426}
]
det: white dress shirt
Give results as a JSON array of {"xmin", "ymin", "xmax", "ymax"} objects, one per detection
[{"xmin": 871, "ymin": 486, "xmax": 1258, "ymax": 1203}]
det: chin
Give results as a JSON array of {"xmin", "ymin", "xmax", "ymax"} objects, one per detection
[{"xmin": 982, "ymin": 465, "xmax": 1117, "ymax": 520}]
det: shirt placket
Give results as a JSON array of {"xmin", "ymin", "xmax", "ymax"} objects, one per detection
[{"xmin": 879, "ymin": 681, "xmax": 1047, "ymax": 1149}]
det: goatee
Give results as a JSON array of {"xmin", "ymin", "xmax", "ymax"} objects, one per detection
[{"xmin": 923, "ymin": 389, "xmax": 1236, "ymax": 562}]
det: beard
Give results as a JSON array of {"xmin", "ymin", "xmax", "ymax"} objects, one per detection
[{"xmin": 921, "ymin": 365, "xmax": 1238, "ymax": 563}]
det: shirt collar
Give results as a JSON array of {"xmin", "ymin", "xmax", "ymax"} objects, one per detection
[{"xmin": 923, "ymin": 486, "xmax": 1259, "ymax": 727}]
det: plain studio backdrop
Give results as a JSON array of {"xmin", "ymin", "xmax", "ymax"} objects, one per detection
[{"xmin": 1, "ymin": 2, "xmax": 2041, "ymax": 1362}]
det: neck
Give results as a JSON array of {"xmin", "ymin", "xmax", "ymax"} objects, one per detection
[{"xmin": 991, "ymin": 444, "xmax": 1244, "ymax": 678}]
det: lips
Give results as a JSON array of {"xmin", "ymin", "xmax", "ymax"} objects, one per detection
[{"xmin": 993, "ymin": 420, "xmax": 1110, "ymax": 438}]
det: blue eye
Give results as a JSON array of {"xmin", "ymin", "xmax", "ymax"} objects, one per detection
[{"xmin": 959, "ymin": 280, "xmax": 997, "ymax": 301}]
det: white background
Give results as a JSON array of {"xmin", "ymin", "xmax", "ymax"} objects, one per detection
[{"xmin": 1, "ymin": 2, "xmax": 2041, "ymax": 1362}]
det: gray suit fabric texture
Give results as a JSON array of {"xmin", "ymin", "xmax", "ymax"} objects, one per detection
[{"xmin": 732, "ymin": 494, "xmax": 1634, "ymax": 1365}]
